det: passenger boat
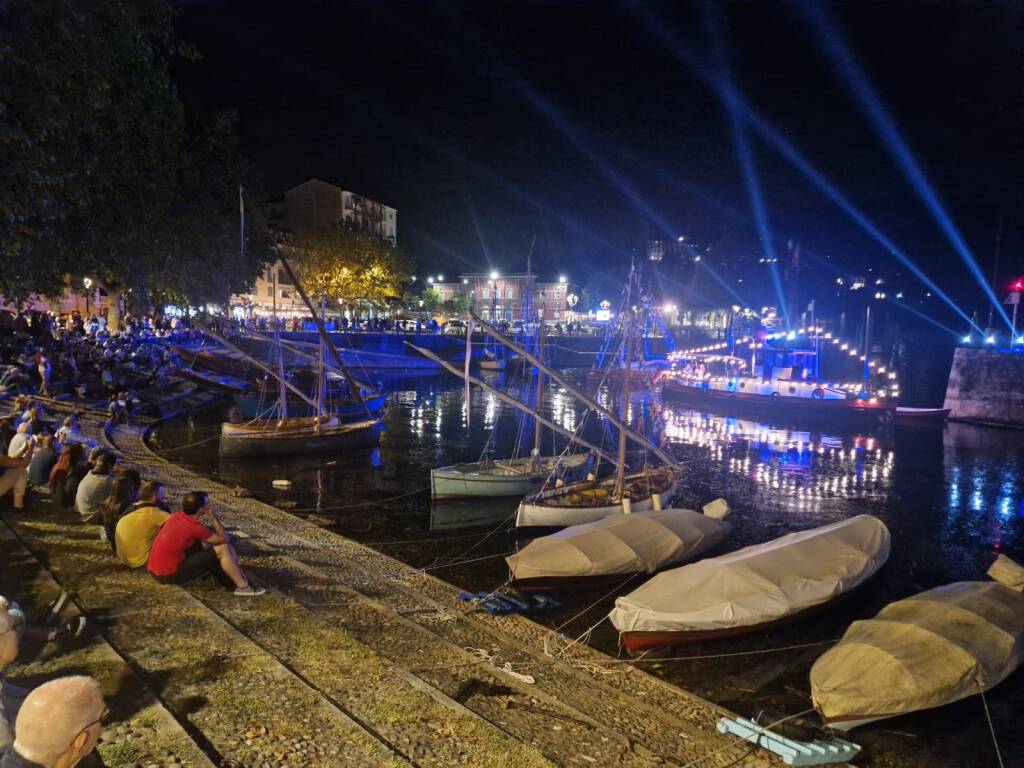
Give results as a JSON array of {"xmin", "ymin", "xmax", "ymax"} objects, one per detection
[
  {"xmin": 811, "ymin": 554, "xmax": 1024, "ymax": 730},
  {"xmin": 507, "ymin": 500, "xmax": 730, "ymax": 592},
  {"xmin": 659, "ymin": 340, "xmax": 896, "ymax": 427},
  {"xmin": 609, "ymin": 515, "xmax": 891, "ymax": 650},
  {"xmin": 431, "ymin": 453, "xmax": 591, "ymax": 499}
]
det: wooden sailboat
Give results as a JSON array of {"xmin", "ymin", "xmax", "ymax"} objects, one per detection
[
  {"xmin": 431, "ymin": 325, "xmax": 589, "ymax": 498},
  {"xmin": 208, "ymin": 256, "xmax": 384, "ymax": 457},
  {"xmin": 497, "ymin": 305, "xmax": 681, "ymax": 531}
]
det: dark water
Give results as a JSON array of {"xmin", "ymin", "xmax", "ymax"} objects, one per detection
[{"xmin": 153, "ymin": 366, "xmax": 1024, "ymax": 768}]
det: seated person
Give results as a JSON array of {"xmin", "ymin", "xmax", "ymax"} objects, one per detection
[
  {"xmin": 114, "ymin": 481, "xmax": 170, "ymax": 567},
  {"xmin": 5, "ymin": 425, "xmax": 29, "ymax": 460},
  {"xmin": 74, "ymin": 449, "xmax": 115, "ymax": 522},
  {"xmin": 0, "ymin": 448, "xmax": 32, "ymax": 514},
  {"xmin": 0, "ymin": 600, "xmax": 18, "ymax": 748},
  {"xmin": 25, "ymin": 436, "xmax": 56, "ymax": 488},
  {"xmin": 147, "ymin": 491, "xmax": 264, "ymax": 596},
  {"xmin": 0, "ymin": 676, "xmax": 105, "ymax": 768},
  {"xmin": 48, "ymin": 444, "xmax": 84, "ymax": 511}
]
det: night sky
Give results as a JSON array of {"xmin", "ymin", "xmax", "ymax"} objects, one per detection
[{"xmin": 172, "ymin": 1, "xmax": 1024, "ymax": 322}]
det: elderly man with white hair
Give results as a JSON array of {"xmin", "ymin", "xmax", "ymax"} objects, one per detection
[{"xmin": 0, "ymin": 676, "xmax": 105, "ymax": 768}]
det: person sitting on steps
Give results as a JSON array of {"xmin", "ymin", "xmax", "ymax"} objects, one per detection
[{"xmin": 146, "ymin": 491, "xmax": 264, "ymax": 596}]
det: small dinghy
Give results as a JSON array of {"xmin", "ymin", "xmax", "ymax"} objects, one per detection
[
  {"xmin": 431, "ymin": 453, "xmax": 591, "ymax": 499},
  {"xmin": 811, "ymin": 554, "xmax": 1024, "ymax": 730},
  {"xmin": 894, "ymin": 406, "xmax": 950, "ymax": 426},
  {"xmin": 609, "ymin": 515, "xmax": 891, "ymax": 650},
  {"xmin": 507, "ymin": 500, "xmax": 731, "ymax": 592}
]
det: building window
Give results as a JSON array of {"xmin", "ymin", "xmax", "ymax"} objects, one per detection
[
  {"xmin": 482, "ymin": 308, "xmax": 490, "ymax": 320},
  {"xmin": 266, "ymin": 286, "xmax": 274, "ymax": 297},
  {"xmin": 554, "ymin": 310, "xmax": 560, "ymax": 319},
  {"xmin": 277, "ymin": 269, "xmax": 293, "ymax": 286},
  {"xmin": 505, "ymin": 287, "xmax": 513, "ymax": 299}
]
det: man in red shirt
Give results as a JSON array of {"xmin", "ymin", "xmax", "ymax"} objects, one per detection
[{"xmin": 147, "ymin": 490, "xmax": 264, "ymax": 596}]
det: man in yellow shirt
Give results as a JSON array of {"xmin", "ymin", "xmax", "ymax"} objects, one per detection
[{"xmin": 114, "ymin": 481, "xmax": 170, "ymax": 568}]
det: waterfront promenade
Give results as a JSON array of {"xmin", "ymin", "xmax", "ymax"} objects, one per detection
[{"xmin": 1, "ymin": 405, "xmax": 793, "ymax": 768}]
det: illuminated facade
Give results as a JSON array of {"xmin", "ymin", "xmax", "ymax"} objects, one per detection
[{"xmin": 433, "ymin": 273, "xmax": 578, "ymax": 323}]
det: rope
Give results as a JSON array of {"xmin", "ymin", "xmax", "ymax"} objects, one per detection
[
  {"xmin": 418, "ymin": 550, "xmax": 514, "ymax": 572},
  {"xmin": 277, "ymin": 486, "xmax": 430, "ymax": 513},
  {"xmin": 409, "ymin": 638, "xmax": 841, "ymax": 673},
  {"xmin": 978, "ymin": 681, "xmax": 1005, "ymax": 768}
]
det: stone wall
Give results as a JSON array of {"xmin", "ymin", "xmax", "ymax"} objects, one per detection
[{"xmin": 943, "ymin": 347, "xmax": 1024, "ymax": 427}]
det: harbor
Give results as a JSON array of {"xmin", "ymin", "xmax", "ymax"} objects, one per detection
[{"xmin": 3, "ymin": 2, "xmax": 1024, "ymax": 766}]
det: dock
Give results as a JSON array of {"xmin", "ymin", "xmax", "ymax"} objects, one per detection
[{"xmin": 1, "ymin": 406, "xmax": 813, "ymax": 767}]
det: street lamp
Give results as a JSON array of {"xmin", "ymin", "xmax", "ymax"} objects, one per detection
[
  {"xmin": 490, "ymin": 270, "xmax": 500, "ymax": 280},
  {"xmin": 83, "ymin": 277, "xmax": 93, "ymax": 316},
  {"xmin": 427, "ymin": 277, "xmax": 434, "ymax": 284},
  {"xmin": 437, "ymin": 274, "xmax": 444, "ymax": 282},
  {"xmin": 558, "ymin": 275, "xmax": 567, "ymax": 284}
]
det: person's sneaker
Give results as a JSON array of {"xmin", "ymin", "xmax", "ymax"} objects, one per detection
[
  {"xmin": 47, "ymin": 616, "xmax": 87, "ymax": 642},
  {"xmin": 45, "ymin": 590, "xmax": 69, "ymax": 626},
  {"xmin": 233, "ymin": 585, "xmax": 266, "ymax": 597}
]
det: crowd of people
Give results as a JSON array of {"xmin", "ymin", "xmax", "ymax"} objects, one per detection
[{"xmin": 0, "ymin": 310, "xmax": 265, "ymax": 763}]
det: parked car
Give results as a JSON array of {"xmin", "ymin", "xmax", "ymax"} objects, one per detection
[{"xmin": 444, "ymin": 319, "xmax": 469, "ymax": 335}]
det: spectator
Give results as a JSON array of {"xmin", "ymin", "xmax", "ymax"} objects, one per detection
[
  {"xmin": 99, "ymin": 475, "xmax": 138, "ymax": 549},
  {"xmin": 48, "ymin": 444, "xmax": 84, "ymax": 511},
  {"xmin": 114, "ymin": 481, "xmax": 170, "ymax": 568},
  {"xmin": 0, "ymin": 601, "xmax": 18, "ymax": 748},
  {"xmin": 54, "ymin": 416, "xmax": 91, "ymax": 450},
  {"xmin": 147, "ymin": 491, "xmax": 264, "ymax": 596},
  {"xmin": 0, "ymin": 449, "xmax": 31, "ymax": 514},
  {"xmin": 74, "ymin": 449, "xmax": 115, "ymax": 522},
  {"xmin": 0, "ymin": 676, "xmax": 105, "ymax": 768},
  {"xmin": 26, "ymin": 436, "xmax": 56, "ymax": 488},
  {"xmin": 5, "ymin": 425, "xmax": 30, "ymax": 460}
]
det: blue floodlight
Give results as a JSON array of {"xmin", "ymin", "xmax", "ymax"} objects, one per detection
[
  {"xmin": 962, "ymin": 335, "xmax": 973, "ymax": 344},
  {"xmin": 985, "ymin": 336, "xmax": 996, "ymax": 345}
]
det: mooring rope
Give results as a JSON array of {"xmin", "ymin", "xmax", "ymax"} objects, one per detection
[{"xmin": 978, "ymin": 681, "xmax": 1005, "ymax": 768}]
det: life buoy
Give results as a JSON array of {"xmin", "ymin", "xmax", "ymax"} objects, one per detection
[{"xmin": 811, "ymin": 387, "xmax": 825, "ymax": 400}]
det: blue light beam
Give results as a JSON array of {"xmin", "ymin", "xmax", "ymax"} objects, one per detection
[{"xmin": 803, "ymin": 3, "xmax": 1013, "ymax": 332}]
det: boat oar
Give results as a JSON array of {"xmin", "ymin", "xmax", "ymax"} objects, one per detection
[{"xmin": 406, "ymin": 342, "xmax": 619, "ymax": 466}]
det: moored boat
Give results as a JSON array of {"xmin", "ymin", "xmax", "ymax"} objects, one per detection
[
  {"xmin": 609, "ymin": 514, "xmax": 891, "ymax": 650},
  {"xmin": 431, "ymin": 452, "xmax": 591, "ymax": 499},
  {"xmin": 219, "ymin": 415, "xmax": 384, "ymax": 457},
  {"xmin": 507, "ymin": 499, "xmax": 730, "ymax": 592},
  {"xmin": 810, "ymin": 554, "xmax": 1024, "ymax": 730},
  {"xmin": 515, "ymin": 466, "xmax": 679, "ymax": 530},
  {"xmin": 894, "ymin": 406, "xmax": 950, "ymax": 426}
]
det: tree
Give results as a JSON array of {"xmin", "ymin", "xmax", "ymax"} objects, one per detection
[
  {"xmin": 421, "ymin": 287, "xmax": 443, "ymax": 314},
  {"xmin": 444, "ymin": 292, "xmax": 471, "ymax": 317},
  {"xmin": 0, "ymin": 0, "xmax": 269, "ymax": 326},
  {"xmin": 287, "ymin": 222, "xmax": 413, "ymax": 305}
]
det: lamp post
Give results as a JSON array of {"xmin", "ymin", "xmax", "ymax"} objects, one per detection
[{"xmin": 83, "ymin": 277, "xmax": 93, "ymax": 316}]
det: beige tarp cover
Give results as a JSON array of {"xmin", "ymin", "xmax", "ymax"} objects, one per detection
[
  {"xmin": 506, "ymin": 508, "xmax": 730, "ymax": 580},
  {"xmin": 609, "ymin": 515, "xmax": 890, "ymax": 634},
  {"xmin": 812, "ymin": 556, "xmax": 1024, "ymax": 725}
]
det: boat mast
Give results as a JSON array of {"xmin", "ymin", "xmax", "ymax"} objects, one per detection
[
  {"xmin": 407, "ymin": 342, "xmax": 619, "ymax": 464},
  {"xmin": 275, "ymin": 330, "xmax": 288, "ymax": 423},
  {"xmin": 276, "ymin": 250, "xmax": 371, "ymax": 416},
  {"xmin": 195, "ymin": 317, "xmax": 319, "ymax": 410},
  {"xmin": 469, "ymin": 313, "xmax": 681, "ymax": 471},
  {"xmin": 615, "ymin": 312, "xmax": 634, "ymax": 499},
  {"xmin": 315, "ymin": 294, "xmax": 326, "ymax": 433},
  {"xmin": 532, "ymin": 322, "xmax": 544, "ymax": 464}
]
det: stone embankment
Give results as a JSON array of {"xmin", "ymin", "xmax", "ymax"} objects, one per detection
[{"xmin": 2, "ymin": 402, "xmax": 810, "ymax": 767}]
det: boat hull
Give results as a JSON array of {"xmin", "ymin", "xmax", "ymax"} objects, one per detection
[
  {"xmin": 219, "ymin": 417, "xmax": 384, "ymax": 457},
  {"xmin": 515, "ymin": 471, "xmax": 678, "ymax": 530},
  {"xmin": 431, "ymin": 454, "xmax": 591, "ymax": 499},
  {"xmin": 661, "ymin": 379, "xmax": 895, "ymax": 427}
]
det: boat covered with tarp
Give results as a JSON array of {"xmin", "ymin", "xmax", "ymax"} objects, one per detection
[
  {"xmin": 811, "ymin": 554, "xmax": 1024, "ymax": 730},
  {"xmin": 609, "ymin": 514, "xmax": 891, "ymax": 649},
  {"xmin": 507, "ymin": 500, "xmax": 730, "ymax": 591}
]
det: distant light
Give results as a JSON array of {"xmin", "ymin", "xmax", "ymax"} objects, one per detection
[
  {"xmin": 490, "ymin": 270, "xmax": 500, "ymax": 280},
  {"xmin": 83, "ymin": 277, "xmax": 93, "ymax": 289},
  {"xmin": 895, "ymin": 291, "xmax": 903, "ymax": 299},
  {"xmin": 693, "ymin": 255, "xmax": 701, "ymax": 262},
  {"xmin": 437, "ymin": 274, "xmax": 444, "ymax": 281},
  {"xmin": 462, "ymin": 279, "xmax": 468, "ymax": 285},
  {"xmin": 427, "ymin": 277, "xmax": 434, "ymax": 284},
  {"xmin": 1013, "ymin": 279, "xmax": 1024, "ymax": 292},
  {"xmin": 410, "ymin": 275, "xmax": 417, "ymax": 282},
  {"xmin": 963, "ymin": 335, "xmax": 973, "ymax": 344},
  {"xmin": 558, "ymin": 275, "xmax": 567, "ymax": 284},
  {"xmin": 731, "ymin": 305, "xmax": 741, "ymax": 313},
  {"xmin": 986, "ymin": 336, "xmax": 996, "ymax": 345},
  {"xmin": 1017, "ymin": 336, "xmax": 1024, "ymax": 345},
  {"xmin": 835, "ymin": 277, "xmax": 844, "ymax": 285}
]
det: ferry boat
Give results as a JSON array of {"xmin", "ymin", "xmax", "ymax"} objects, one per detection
[{"xmin": 659, "ymin": 342, "xmax": 896, "ymax": 428}]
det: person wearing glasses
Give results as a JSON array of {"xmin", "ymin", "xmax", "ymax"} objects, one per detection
[{"xmin": 0, "ymin": 676, "xmax": 105, "ymax": 768}]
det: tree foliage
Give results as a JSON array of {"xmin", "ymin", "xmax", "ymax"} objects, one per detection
[
  {"xmin": 287, "ymin": 222, "xmax": 413, "ymax": 304},
  {"xmin": 0, "ymin": 0, "xmax": 268, "ymax": 313}
]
